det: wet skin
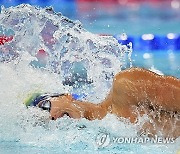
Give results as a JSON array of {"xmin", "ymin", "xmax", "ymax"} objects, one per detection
[{"xmin": 39, "ymin": 68, "xmax": 180, "ymax": 137}]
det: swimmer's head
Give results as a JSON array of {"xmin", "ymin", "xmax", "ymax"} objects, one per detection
[{"xmin": 24, "ymin": 93, "xmax": 83, "ymax": 120}]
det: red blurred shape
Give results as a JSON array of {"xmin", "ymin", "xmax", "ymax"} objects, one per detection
[
  {"xmin": 38, "ymin": 49, "xmax": 46, "ymax": 55},
  {"xmin": 36, "ymin": 49, "xmax": 48, "ymax": 59},
  {"xmin": 78, "ymin": 0, "xmax": 117, "ymax": 1},
  {"xmin": 0, "ymin": 35, "xmax": 13, "ymax": 45}
]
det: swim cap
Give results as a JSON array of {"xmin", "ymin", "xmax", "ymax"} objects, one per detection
[
  {"xmin": 24, "ymin": 93, "xmax": 86, "ymax": 107},
  {"xmin": 24, "ymin": 93, "xmax": 50, "ymax": 107},
  {"xmin": 24, "ymin": 93, "xmax": 66, "ymax": 107}
]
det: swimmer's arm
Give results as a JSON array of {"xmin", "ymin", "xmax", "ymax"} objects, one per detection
[
  {"xmin": 149, "ymin": 77, "xmax": 180, "ymax": 112},
  {"xmin": 112, "ymin": 68, "xmax": 180, "ymax": 112}
]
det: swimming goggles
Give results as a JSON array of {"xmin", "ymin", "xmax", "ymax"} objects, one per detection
[
  {"xmin": 38, "ymin": 99, "xmax": 51, "ymax": 112},
  {"xmin": 25, "ymin": 93, "xmax": 84, "ymax": 112},
  {"xmin": 25, "ymin": 93, "xmax": 66, "ymax": 112}
]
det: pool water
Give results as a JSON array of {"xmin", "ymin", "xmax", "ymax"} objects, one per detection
[
  {"xmin": 0, "ymin": 3, "xmax": 179, "ymax": 154},
  {"xmin": 132, "ymin": 50, "xmax": 180, "ymax": 78},
  {"xmin": 72, "ymin": 1, "xmax": 180, "ymax": 35},
  {"xmin": 0, "ymin": 0, "xmax": 180, "ymax": 35}
]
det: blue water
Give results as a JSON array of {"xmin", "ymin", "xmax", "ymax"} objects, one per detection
[
  {"xmin": 0, "ymin": 2, "xmax": 179, "ymax": 154},
  {"xmin": 132, "ymin": 50, "xmax": 180, "ymax": 78}
]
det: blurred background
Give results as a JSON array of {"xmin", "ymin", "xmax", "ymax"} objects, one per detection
[
  {"xmin": 0, "ymin": 0, "xmax": 179, "ymax": 35},
  {"xmin": 0, "ymin": 0, "xmax": 180, "ymax": 77}
]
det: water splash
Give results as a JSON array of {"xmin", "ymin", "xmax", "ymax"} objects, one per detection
[{"xmin": 0, "ymin": 4, "xmax": 132, "ymax": 100}]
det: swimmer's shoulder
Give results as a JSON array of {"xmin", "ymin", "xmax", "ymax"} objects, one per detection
[
  {"xmin": 114, "ymin": 67, "xmax": 153, "ymax": 80},
  {"xmin": 114, "ymin": 67, "xmax": 180, "ymax": 87}
]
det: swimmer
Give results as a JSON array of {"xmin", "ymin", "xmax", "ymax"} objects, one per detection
[{"xmin": 25, "ymin": 67, "xmax": 180, "ymax": 137}]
